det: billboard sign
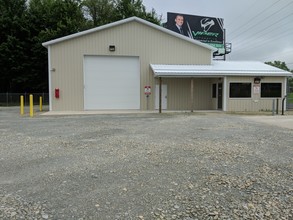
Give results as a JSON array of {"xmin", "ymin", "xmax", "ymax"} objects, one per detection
[{"xmin": 166, "ymin": 12, "xmax": 225, "ymax": 55}]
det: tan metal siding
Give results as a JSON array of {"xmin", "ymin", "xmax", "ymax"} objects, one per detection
[
  {"xmin": 194, "ymin": 78, "xmax": 213, "ymax": 110},
  {"xmin": 161, "ymin": 78, "xmax": 212, "ymax": 110},
  {"xmin": 49, "ymin": 21, "xmax": 212, "ymax": 111},
  {"xmin": 226, "ymin": 76, "xmax": 285, "ymax": 112}
]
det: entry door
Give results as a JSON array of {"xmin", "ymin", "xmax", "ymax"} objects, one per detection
[
  {"xmin": 218, "ymin": 83, "xmax": 222, "ymax": 109},
  {"xmin": 155, "ymin": 84, "xmax": 167, "ymax": 109}
]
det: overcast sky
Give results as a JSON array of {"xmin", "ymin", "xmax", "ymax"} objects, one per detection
[{"xmin": 142, "ymin": 0, "xmax": 293, "ymax": 70}]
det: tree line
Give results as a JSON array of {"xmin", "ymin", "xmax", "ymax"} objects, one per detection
[
  {"xmin": 265, "ymin": 61, "xmax": 293, "ymax": 89},
  {"xmin": 1, "ymin": 1, "xmax": 291, "ymax": 93},
  {"xmin": 0, "ymin": 0, "xmax": 161, "ymax": 93}
]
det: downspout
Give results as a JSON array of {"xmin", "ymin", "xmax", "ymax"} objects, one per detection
[
  {"xmin": 281, "ymin": 77, "xmax": 288, "ymax": 115},
  {"xmin": 282, "ymin": 96, "xmax": 286, "ymax": 115}
]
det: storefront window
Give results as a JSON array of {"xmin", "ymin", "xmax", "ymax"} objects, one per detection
[
  {"xmin": 229, "ymin": 83, "xmax": 251, "ymax": 98},
  {"xmin": 261, "ymin": 83, "xmax": 281, "ymax": 98}
]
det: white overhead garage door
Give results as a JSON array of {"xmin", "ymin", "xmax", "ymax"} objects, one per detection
[{"xmin": 84, "ymin": 56, "xmax": 140, "ymax": 110}]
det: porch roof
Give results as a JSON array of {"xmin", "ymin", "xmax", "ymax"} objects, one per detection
[{"xmin": 150, "ymin": 61, "xmax": 292, "ymax": 78}]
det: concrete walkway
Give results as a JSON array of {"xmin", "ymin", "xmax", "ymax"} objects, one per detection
[
  {"xmin": 41, "ymin": 110, "xmax": 225, "ymax": 116},
  {"xmin": 41, "ymin": 110, "xmax": 158, "ymax": 115},
  {"xmin": 242, "ymin": 115, "xmax": 293, "ymax": 130},
  {"xmin": 39, "ymin": 108, "xmax": 293, "ymax": 130}
]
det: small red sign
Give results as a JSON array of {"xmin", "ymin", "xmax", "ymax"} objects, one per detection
[{"xmin": 144, "ymin": 86, "xmax": 151, "ymax": 95}]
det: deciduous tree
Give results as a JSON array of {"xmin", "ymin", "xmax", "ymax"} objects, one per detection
[
  {"xmin": 114, "ymin": 0, "xmax": 161, "ymax": 24},
  {"xmin": 265, "ymin": 61, "xmax": 290, "ymax": 72},
  {"xmin": 0, "ymin": 0, "xmax": 30, "ymax": 92},
  {"xmin": 27, "ymin": 0, "xmax": 87, "ymax": 92},
  {"xmin": 82, "ymin": 0, "xmax": 116, "ymax": 27},
  {"xmin": 266, "ymin": 61, "xmax": 293, "ymax": 91},
  {"xmin": 0, "ymin": 0, "xmax": 161, "ymax": 93}
]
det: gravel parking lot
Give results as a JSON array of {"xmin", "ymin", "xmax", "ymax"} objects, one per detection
[{"xmin": 0, "ymin": 107, "xmax": 292, "ymax": 219}]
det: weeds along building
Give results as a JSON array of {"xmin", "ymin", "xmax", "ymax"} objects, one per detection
[{"xmin": 42, "ymin": 17, "xmax": 292, "ymax": 112}]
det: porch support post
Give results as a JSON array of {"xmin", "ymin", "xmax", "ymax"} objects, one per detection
[
  {"xmin": 159, "ymin": 77, "xmax": 162, "ymax": 113},
  {"xmin": 223, "ymin": 76, "xmax": 227, "ymax": 111},
  {"xmin": 191, "ymin": 78, "xmax": 194, "ymax": 112}
]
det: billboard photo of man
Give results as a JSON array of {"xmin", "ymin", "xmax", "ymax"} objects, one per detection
[
  {"xmin": 168, "ymin": 14, "xmax": 186, "ymax": 35},
  {"xmin": 166, "ymin": 13, "xmax": 194, "ymax": 38}
]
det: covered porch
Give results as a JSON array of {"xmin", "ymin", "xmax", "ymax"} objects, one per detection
[{"xmin": 151, "ymin": 64, "xmax": 227, "ymax": 113}]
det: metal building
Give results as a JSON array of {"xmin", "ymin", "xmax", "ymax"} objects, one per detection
[{"xmin": 42, "ymin": 17, "xmax": 292, "ymax": 112}]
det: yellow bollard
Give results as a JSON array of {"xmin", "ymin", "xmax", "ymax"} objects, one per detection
[
  {"xmin": 20, "ymin": 95, "xmax": 24, "ymax": 115},
  {"xmin": 29, "ymin": 94, "xmax": 34, "ymax": 117},
  {"xmin": 39, "ymin": 96, "xmax": 43, "ymax": 112}
]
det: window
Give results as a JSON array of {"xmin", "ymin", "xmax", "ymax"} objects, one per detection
[
  {"xmin": 261, "ymin": 83, "xmax": 281, "ymax": 98},
  {"xmin": 212, "ymin": 84, "xmax": 217, "ymax": 98},
  {"xmin": 229, "ymin": 83, "xmax": 251, "ymax": 98}
]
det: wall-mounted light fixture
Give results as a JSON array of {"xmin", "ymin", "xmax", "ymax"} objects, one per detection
[
  {"xmin": 254, "ymin": 77, "xmax": 261, "ymax": 84},
  {"xmin": 109, "ymin": 45, "xmax": 115, "ymax": 51}
]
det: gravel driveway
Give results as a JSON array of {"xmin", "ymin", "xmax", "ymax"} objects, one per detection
[{"xmin": 0, "ymin": 108, "xmax": 292, "ymax": 219}]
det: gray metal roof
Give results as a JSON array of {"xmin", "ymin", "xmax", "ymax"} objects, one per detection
[
  {"xmin": 42, "ymin": 17, "xmax": 216, "ymax": 51},
  {"xmin": 151, "ymin": 61, "xmax": 292, "ymax": 77}
]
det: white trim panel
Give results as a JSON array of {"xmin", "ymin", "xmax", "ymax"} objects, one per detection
[{"xmin": 48, "ymin": 46, "xmax": 52, "ymax": 111}]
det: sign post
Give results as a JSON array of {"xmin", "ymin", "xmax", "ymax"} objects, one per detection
[{"xmin": 144, "ymin": 86, "xmax": 151, "ymax": 110}]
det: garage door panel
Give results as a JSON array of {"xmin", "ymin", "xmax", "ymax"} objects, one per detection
[{"xmin": 84, "ymin": 56, "xmax": 140, "ymax": 110}]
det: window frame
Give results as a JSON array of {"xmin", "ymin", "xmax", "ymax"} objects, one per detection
[
  {"xmin": 260, "ymin": 82, "xmax": 282, "ymax": 98},
  {"xmin": 229, "ymin": 82, "xmax": 252, "ymax": 98}
]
